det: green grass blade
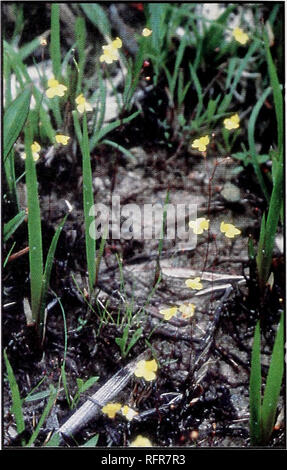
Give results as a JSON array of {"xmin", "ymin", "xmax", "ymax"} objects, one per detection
[
  {"xmin": 80, "ymin": 3, "xmax": 111, "ymax": 37},
  {"xmin": 24, "ymin": 389, "xmax": 51, "ymax": 403},
  {"xmin": 249, "ymin": 320, "xmax": 262, "ymax": 445},
  {"xmin": 82, "ymin": 434, "xmax": 99, "ymax": 447},
  {"xmin": 4, "ymin": 149, "xmax": 18, "ymax": 209},
  {"xmin": 102, "ymin": 139, "xmax": 136, "ymax": 161},
  {"xmin": 125, "ymin": 327, "xmax": 143, "ymax": 357},
  {"xmin": 82, "ymin": 113, "xmax": 96, "ymax": 291},
  {"xmin": 4, "ymin": 87, "xmax": 31, "ymax": 160},
  {"xmin": 263, "ymin": 30, "xmax": 283, "ymax": 157},
  {"xmin": 72, "ymin": 110, "xmax": 83, "ymax": 152},
  {"xmin": 75, "ymin": 16, "xmax": 87, "ymax": 95},
  {"xmin": 50, "ymin": 3, "xmax": 61, "ymax": 79},
  {"xmin": 3, "ymin": 40, "xmax": 30, "ymax": 88},
  {"xmin": 38, "ymin": 212, "xmax": 70, "ymax": 341},
  {"xmin": 26, "ymin": 385, "xmax": 57, "ymax": 447},
  {"xmin": 4, "ymin": 210, "xmax": 26, "ymax": 242},
  {"xmin": 202, "ymin": 4, "xmax": 235, "ymax": 57},
  {"xmin": 4, "ymin": 350, "xmax": 25, "ymax": 434},
  {"xmin": 24, "ymin": 125, "xmax": 43, "ymax": 325},
  {"xmin": 3, "ymin": 242, "xmax": 16, "ymax": 268},
  {"xmin": 256, "ymin": 213, "xmax": 266, "ymax": 285},
  {"xmin": 149, "ymin": 3, "xmax": 168, "ymax": 51},
  {"xmin": 122, "ymin": 54, "xmax": 142, "ymax": 111},
  {"xmin": 19, "ymin": 36, "xmax": 44, "ymax": 61},
  {"xmin": 169, "ymin": 37, "xmax": 187, "ymax": 100},
  {"xmin": 262, "ymin": 156, "xmax": 283, "ymax": 283},
  {"xmin": 23, "ymin": 377, "xmax": 47, "ymax": 403},
  {"xmin": 189, "ymin": 64, "xmax": 203, "ymax": 124},
  {"xmin": 225, "ymin": 57, "xmax": 238, "ymax": 90},
  {"xmin": 219, "ymin": 41, "xmax": 258, "ymax": 114},
  {"xmin": 4, "ymin": 52, "xmax": 12, "ymax": 108},
  {"xmin": 45, "ymin": 432, "xmax": 61, "ymax": 447},
  {"xmin": 94, "ymin": 63, "xmax": 107, "ymax": 133},
  {"xmin": 248, "ymin": 87, "xmax": 272, "ymax": 203},
  {"xmin": 95, "ymin": 224, "xmax": 108, "ymax": 287},
  {"xmin": 261, "ymin": 311, "xmax": 284, "ymax": 444}
]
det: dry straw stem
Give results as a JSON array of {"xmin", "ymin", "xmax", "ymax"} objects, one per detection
[{"xmin": 54, "ymin": 350, "xmax": 149, "ymax": 442}]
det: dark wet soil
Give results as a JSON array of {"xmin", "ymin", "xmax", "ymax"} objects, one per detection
[{"xmin": 2, "ymin": 3, "xmax": 285, "ymax": 448}]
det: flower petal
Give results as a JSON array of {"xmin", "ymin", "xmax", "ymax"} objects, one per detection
[
  {"xmin": 130, "ymin": 435, "xmax": 153, "ymax": 447},
  {"xmin": 185, "ymin": 277, "xmax": 203, "ymax": 290},
  {"xmin": 159, "ymin": 306, "xmax": 178, "ymax": 320},
  {"xmin": 102, "ymin": 402, "xmax": 122, "ymax": 419}
]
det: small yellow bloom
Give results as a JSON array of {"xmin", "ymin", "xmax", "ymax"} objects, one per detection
[
  {"xmin": 21, "ymin": 141, "xmax": 41, "ymax": 161},
  {"xmin": 112, "ymin": 37, "xmax": 122, "ymax": 49},
  {"xmin": 100, "ymin": 37, "xmax": 122, "ymax": 64},
  {"xmin": 39, "ymin": 37, "xmax": 47, "ymax": 46},
  {"xmin": 223, "ymin": 113, "xmax": 240, "ymax": 130},
  {"xmin": 189, "ymin": 217, "xmax": 209, "ymax": 235},
  {"xmin": 159, "ymin": 306, "xmax": 178, "ymax": 321},
  {"xmin": 191, "ymin": 135, "xmax": 210, "ymax": 152},
  {"xmin": 185, "ymin": 277, "xmax": 203, "ymax": 290},
  {"xmin": 46, "ymin": 78, "xmax": 67, "ymax": 98},
  {"xmin": 102, "ymin": 402, "xmax": 122, "ymax": 419},
  {"xmin": 220, "ymin": 221, "xmax": 241, "ymax": 238},
  {"xmin": 121, "ymin": 405, "xmax": 138, "ymax": 421},
  {"xmin": 142, "ymin": 28, "xmax": 152, "ymax": 37},
  {"xmin": 179, "ymin": 303, "xmax": 195, "ymax": 319},
  {"xmin": 75, "ymin": 93, "xmax": 93, "ymax": 113},
  {"xmin": 130, "ymin": 435, "xmax": 153, "ymax": 447},
  {"xmin": 55, "ymin": 134, "xmax": 70, "ymax": 145},
  {"xmin": 232, "ymin": 27, "xmax": 249, "ymax": 45},
  {"xmin": 134, "ymin": 359, "xmax": 158, "ymax": 381}
]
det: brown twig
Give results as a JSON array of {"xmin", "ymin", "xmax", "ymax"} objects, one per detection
[{"xmin": 7, "ymin": 246, "xmax": 29, "ymax": 262}]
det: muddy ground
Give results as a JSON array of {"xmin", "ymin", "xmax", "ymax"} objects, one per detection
[{"xmin": 2, "ymin": 3, "xmax": 285, "ymax": 448}]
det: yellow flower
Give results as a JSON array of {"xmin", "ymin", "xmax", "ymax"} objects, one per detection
[
  {"xmin": 46, "ymin": 78, "xmax": 67, "ymax": 98},
  {"xmin": 142, "ymin": 28, "xmax": 152, "ymax": 37},
  {"xmin": 223, "ymin": 113, "xmax": 240, "ymax": 130},
  {"xmin": 134, "ymin": 359, "xmax": 158, "ymax": 381},
  {"xmin": 189, "ymin": 217, "xmax": 209, "ymax": 235},
  {"xmin": 100, "ymin": 37, "xmax": 122, "ymax": 64},
  {"xmin": 232, "ymin": 27, "xmax": 249, "ymax": 45},
  {"xmin": 102, "ymin": 402, "xmax": 122, "ymax": 419},
  {"xmin": 121, "ymin": 405, "xmax": 138, "ymax": 421},
  {"xmin": 55, "ymin": 134, "xmax": 70, "ymax": 146},
  {"xmin": 191, "ymin": 135, "xmax": 210, "ymax": 152},
  {"xmin": 179, "ymin": 303, "xmax": 195, "ymax": 319},
  {"xmin": 112, "ymin": 37, "xmax": 122, "ymax": 49},
  {"xmin": 21, "ymin": 141, "xmax": 41, "ymax": 161},
  {"xmin": 220, "ymin": 221, "xmax": 241, "ymax": 238},
  {"xmin": 75, "ymin": 93, "xmax": 93, "ymax": 113},
  {"xmin": 130, "ymin": 435, "xmax": 153, "ymax": 447},
  {"xmin": 39, "ymin": 37, "xmax": 47, "ymax": 46},
  {"xmin": 159, "ymin": 306, "xmax": 178, "ymax": 321},
  {"xmin": 185, "ymin": 277, "xmax": 203, "ymax": 290}
]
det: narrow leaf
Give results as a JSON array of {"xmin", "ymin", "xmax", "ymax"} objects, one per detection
[
  {"xmin": 26, "ymin": 385, "xmax": 57, "ymax": 447},
  {"xmin": 249, "ymin": 320, "xmax": 262, "ymax": 445},
  {"xmin": 4, "ymin": 88, "xmax": 31, "ymax": 160},
  {"xmin": 25, "ymin": 125, "xmax": 43, "ymax": 325},
  {"xmin": 261, "ymin": 311, "xmax": 284, "ymax": 444},
  {"xmin": 4, "ymin": 210, "xmax": 26, "ymax": 242},
  {"xmin": 38, "ymin": 212, "xmax": 70, "ymax": 341},
  {"xmin": 82, "ymin": 113, "xmax": 96, "ymax": 291},
  {"xmin": 50, "ymin": 4, "xmax": 61, "ymax": 79},
  {"xmin": 4, "ymin": 350, "xmax": 25, "ymax": 434},
  {"xmin": 248, "ymin": 87, "xmax": 272, "ymax": 202}
]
